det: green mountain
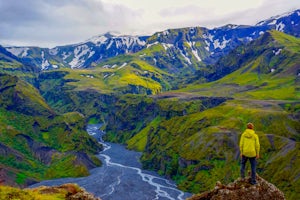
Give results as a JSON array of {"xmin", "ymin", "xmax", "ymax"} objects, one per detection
[
  {"xmin": 0, "ymin": 73, "xmax": 102, "ymax": 187},
  {"xmin": 102, "ymin": 31, "xmax": 300, "ymax": 200},
  {"xmin": 184, "ymin": 30, "xmax": 300, "ymax": 100}
]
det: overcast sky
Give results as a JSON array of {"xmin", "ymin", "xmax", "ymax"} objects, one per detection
[{"xmin": 0, "ymin": 0, "xmax": 299, "ymax": 47}]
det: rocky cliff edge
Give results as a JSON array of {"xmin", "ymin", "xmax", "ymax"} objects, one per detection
[{"xmin": 188, "ymin": 174, "xmax": 285, "ymax": 200}]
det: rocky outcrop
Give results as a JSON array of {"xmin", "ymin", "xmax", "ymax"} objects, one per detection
[
  {"xmin": 35, "ymin": 183, "xmax": 101, "ymax": 200},
  {"xmin": 188, "ymin": 175, "xmax": 285, "ymax": 200},
  {"xmin": 0, "ymin": 183, "xmax": 101, "ymax": 200}
]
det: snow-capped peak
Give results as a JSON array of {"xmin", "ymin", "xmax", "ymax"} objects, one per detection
[
  {"xmin": 87, "ymin": 35, "xmax": 108, "ymax": 45},
  {"xmin": 256, "ymin": 9, "xmax": 299, "ymax": 26}
]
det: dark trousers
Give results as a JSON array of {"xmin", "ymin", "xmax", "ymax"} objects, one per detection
[{"xmin": 240, "ymin": 155, "xmax": 257, "ymax": 184}]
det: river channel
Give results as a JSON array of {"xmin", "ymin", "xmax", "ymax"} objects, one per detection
[{"xmin": 30, "ymin": 124, "xmax": 191, "ymax": 200}]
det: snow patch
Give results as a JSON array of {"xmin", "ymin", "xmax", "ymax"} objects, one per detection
[
  {"xmin": 298, "ymin": 11, "xmax": 300, "ymax": 16},
  {"xmin": 49, "ymin": 48, "xmax": 58, "ymax": 56},
  {"xmin": 41, "ymin": 51, "xmax": 50, "ymax": 70},
  {"xmin": 107, "ymin": 36, "xmax": 146, "ymax": 49},
  {"xmin": 192, "ymin": 49, "xmax": 201, "ymax": 61},
  {"xmin": 276, "ymin": 22, "xmax": 285, "ymax": 31},
  {"xmin": 89, "ymin": 35, "xmax": 108, "ymax": 45},
  {"xmin": 189, "ymin": 28, "xmax": 195, "ymax": 34},
  {"xmin": 102, "ymin": 65, "xmax": 111, "ymax": 69},
  {"xmin": 259, "ymin": 31, "xmax": 264, "ymax": 35},
  {"xmin": 62, "ymin": 52, "xmax": 71, "ymax": 60},
  {"xmin": 6, "ymin": 47, "xmax": 29, "ymax": 57},
  {"xmin": 291, "ymin": 21, "xmax": 294, "ymax": 25},
  {"xmin": 106, "ymin": 40, "xmax": 114, "ymax": 50},
  {"xmin": 118, "ymin": 63, "xmax": 127, "ymax": 70},
  {"xmin": 163, "ymin": 30, "xmax": 169, "ymax": 36},
  {"xmin": 69, "ymin": 44, "xmax": 91, "ymax": 68},
  {"xmin": 268, "ymin": 19, "xmax": 277, "ymax": 25},
  {"xmin": 273, "ymin": 49, "xmax": 282, "ymax": 55},
  {"xmin": 21, "ymin": 48, "xmax": 29, "ymax": 57},
  {"xmin": 204, "ymin": 40, "xmax": 210, "ymax": 48},
  {"xmin": 147, "ymin": 41, "xmax": 159, "ymax": 48},
  {"xmin": 162, "ymin": 43, "xmax": 174, "ymax": 50},
  {"xmin": 52, "ymin": 65, "xmax": 58, "ymax": 69},
  {"xmin": 256, "ymin": 21, "xmax": 265, "ymax": 26},
  {"xmin": 179, "ymin": 50, "xmax": 192, "ymax": 65},
  {"xmin": 213, "ymin": 37, "xmax": 230, "ymax": 50},
  {"xmin": 116, "ymin": 40, "xmax": 122, "ymax": 49},
  {"xmin": 230, "ymin": 24, "xmax": 239, "ymax": 29},
  {"xmin": 103, "ymin": 74, "xmax": 109, "ymax": 79},
  {"xmin": 186, "ymin": 41, "xmax": 201, "ymax": 62},
  {"xmin": 203, "ymin": 33, "xmax": 214, "ymax": 42},
  {"xmin": 136, "ymin": 38, "xmax": 146, "ymax": 46},
  {"xmin": 246, "ymin": 37, "xmax": 253, "ymax": 42},
  {"xmin": 271, "ymin": 68, "xmax": 275, "ymax": 73},
  {"xmin": 87, "ymin": 75, "xmax": 94, "ymax": 79}
]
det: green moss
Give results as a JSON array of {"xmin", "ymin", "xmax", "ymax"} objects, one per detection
[
  {"xmin": 127, "ymin": 117, "xmax": 162, "ymax": 151},
  {"xmin": 45, "ymin": 155, "xmax": 89, "ymax": 179}
]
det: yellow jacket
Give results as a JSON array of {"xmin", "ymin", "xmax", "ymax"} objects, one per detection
[{"xmin": 239, "ymin": 129, "xmax": 260, "ymax": 157}]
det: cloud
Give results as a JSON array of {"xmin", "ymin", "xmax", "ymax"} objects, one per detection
[
  {"xmin": 0, "ymin": 0, "xmax": 141, "ymax": 47},
  {"xmin": 0, "ymin": 0, "xmax": 299, "ymax": 47}
]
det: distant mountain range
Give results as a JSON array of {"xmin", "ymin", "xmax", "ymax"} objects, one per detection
[{"xmin": 4, "ymin": 9, "xmax": 300, "ymax": 72}]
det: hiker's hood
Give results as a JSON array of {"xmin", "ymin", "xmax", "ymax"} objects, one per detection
[{"xmin": 244, "ymin": 129, "xmax": 255, "ymax": 138}]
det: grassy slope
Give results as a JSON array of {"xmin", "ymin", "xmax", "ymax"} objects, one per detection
[
  {"xmin": 0, "ymin": 74, "xmax": 102, "ymax": 186},
  {"xmin": 42, "ymin": 52, "xmax": 172, "ymax": 95},
  {"xmin": 125, "ymin": 31, "xmax": 300, "ymax": 199},
  {"xmin": 180, "ymin": 31, "xmax": 300, "ymax": 100}
]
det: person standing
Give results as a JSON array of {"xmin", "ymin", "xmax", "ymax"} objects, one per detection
[{"xmin": 239, "ymin": 122, "xmax": 260, "ymax": 185}]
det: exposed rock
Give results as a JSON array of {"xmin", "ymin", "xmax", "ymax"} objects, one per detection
[
  {"xmin": 0, "ymin": 142, "xmax": 24, "ymax": 162},
  {"xmin": 16, "ymin": 134, "xmax": 58, "ymax": 165},
  {"xmin": 0, "ymin": 166, "xmax": 37, "ymax": 187},
  {"xmin": 188, "ymin": 175, "xmax": 285, "ymax": 200},
  {"xmin": 33, "ymin": 183, "xmax": 101, "ymax": 200}
]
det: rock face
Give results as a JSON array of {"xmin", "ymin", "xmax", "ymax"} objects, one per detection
[{"xmin": 188, "ymin": 175, "xmax": 285, "ymax": 200}]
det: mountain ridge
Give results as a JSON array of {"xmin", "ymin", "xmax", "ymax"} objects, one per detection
[{"xmin": 4, "ymin": 9, "xmax": 300, "ymax": 72}]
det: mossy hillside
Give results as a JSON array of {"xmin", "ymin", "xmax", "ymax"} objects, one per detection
[
  {"xmin": 37, "ymin": 70, "xmax": 117, "ymax": 117},
  {"xmin": 180, "ymin": 32, "xmax": 300, "ymax": 100},
  {"xmin": 0, "ymin": 47, "xmax": 39, "ymax": 85},
  {"xmin": 126, "ymin": 116, "xmax": 162, "ymax": 151},
  {"xmin": 0, "ymin": 74, "xmax": 102, "ymax": 186},
  {"xmin": 0, "ymin": 46, "xmax": 24, "ymax": 71},
  {"xmin": 270, "ymin": 30, "xmax": 300, "ymax": 53},
  {"xmin": 104, "ymin": 94, "xmax": 157, "ymax": 143},
  {"xmin": 105, "ymin": 93, "xmax": 228, "ymax": 144},
  {"xmin": 0, "ymin": 107, "xmax": 102, "ymax": 185},
  {"xmin": 0, "ymin": 73, "xmax": 54, "ymax": 116},
  {"xmin": 38, "ymin": 56, "xmax": 172, "ymax": 97},
  {"xmin": 136, "ymin": 99, "xmax": 299, "ymax": 199}
]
